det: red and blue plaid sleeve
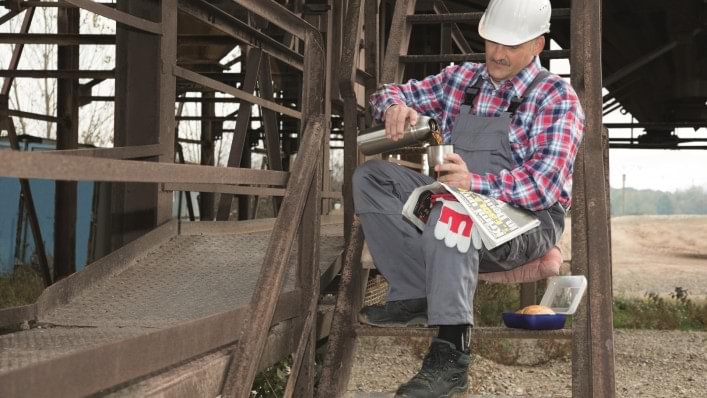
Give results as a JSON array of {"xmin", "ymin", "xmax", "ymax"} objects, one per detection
[
  {"xmin": 369, "ymin": 64, "xmax": 463, "ymax": 123},
  {"xmin": 469, "ymin": 81, "xmax": 585, "ymax": 211}
]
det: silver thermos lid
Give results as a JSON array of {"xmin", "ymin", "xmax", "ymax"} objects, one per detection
[{"xmin": 357, "ymin": 116, "xmax": 439, "ymax": 155}]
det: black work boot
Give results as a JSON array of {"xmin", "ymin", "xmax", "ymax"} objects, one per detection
[
  {"xmin": 395, "ymin": 338, "xmax": 470, "ymax": 398},
  {"xmin": 358, "ymin": 298, "xmax": 428, "ymax": 327}
]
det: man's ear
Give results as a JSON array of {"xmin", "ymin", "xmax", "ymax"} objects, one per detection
[{"xmin": 534, "ymin": 36, "xmax": 546, "ymax": 56}]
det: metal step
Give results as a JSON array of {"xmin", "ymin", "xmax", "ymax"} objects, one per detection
[
  {"xmin": 345, "ymin": 393, "xmax": 515, "ymax": 398},
  {"xmin": 356, "ymin": 324, "xmax": 572, "ymax": 340},
  {"xmin": 400, "ymin": 49, "xmax": 570, "ymax": 64},
  {"xmin": 406, "ymin": 8, "xmax": 571, "ymax": 24}
]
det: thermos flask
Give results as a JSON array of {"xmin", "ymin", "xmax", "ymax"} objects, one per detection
[{"xmin": 357, "ymin": 116, "xmax": 439, "ymax": 155}]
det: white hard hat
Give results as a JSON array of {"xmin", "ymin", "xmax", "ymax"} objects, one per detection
[{"xmin": 478, "ymin": 0, "xmax": 552, "ymax": 46}]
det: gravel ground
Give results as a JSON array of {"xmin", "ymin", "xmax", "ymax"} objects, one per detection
[
  {"xmin": 348, "ymin": 216, "xmax": 707, "ymax": 396},
  {"xmin": 348, "ymin": 330, "xmax": 707, "ymax": 397}
]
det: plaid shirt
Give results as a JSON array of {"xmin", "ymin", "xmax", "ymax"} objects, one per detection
[{"xmin": 369, "ymin": 57, "xmax": 584, "ymax": 211}]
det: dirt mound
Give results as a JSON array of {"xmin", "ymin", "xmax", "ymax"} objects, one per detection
[{"xmin": 558, "ymin": 215, "xmax": 707, "ymax": 298}]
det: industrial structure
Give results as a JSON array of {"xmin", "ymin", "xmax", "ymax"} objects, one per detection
[{"xmin": 0, "ymin": 0, "xmax": 703, "ymax": 397}]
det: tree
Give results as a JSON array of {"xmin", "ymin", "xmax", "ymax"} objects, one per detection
[
  {"xmin": 1, "ymin": 8, "xmax": 115, "ymax": 146},
  {"xmin": 656, "ymin": 193, "xmax": 673, "ymax": 215}
]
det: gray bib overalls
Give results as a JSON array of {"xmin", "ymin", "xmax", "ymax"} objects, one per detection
[{"xmin": 353, "ymin": 70, "xmax": 565, "ymax": 325}]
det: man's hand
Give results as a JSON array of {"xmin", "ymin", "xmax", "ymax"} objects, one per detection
[
  {"xmin": 436, "ymin": 153, "xmax": 471, "ymax": 191},
  {"xmin": 384, "ymin": 104, "xmax": 418, "ymax": 141}
]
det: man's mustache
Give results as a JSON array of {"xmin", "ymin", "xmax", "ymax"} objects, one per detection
[{"xmin": 492, "ymin": 59, "xmax": 510, "ymax": 66}]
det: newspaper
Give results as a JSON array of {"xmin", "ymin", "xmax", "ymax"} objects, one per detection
[{"xmin": 402, "ymin": 182, "xmax": 540, "ymax": 250}]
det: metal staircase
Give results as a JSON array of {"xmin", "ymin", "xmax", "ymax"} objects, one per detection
[{"xmin": 318, "ymin": 1, "xmax": 614, "ymax": 396}]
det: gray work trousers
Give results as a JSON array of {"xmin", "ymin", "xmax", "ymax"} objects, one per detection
[{"xmin": 353, "ymin": 159, "xmax": 565, "ymax": 325}]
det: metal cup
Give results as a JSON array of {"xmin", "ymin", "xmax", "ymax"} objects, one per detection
[{"xmin": 426, "ymin": 144, "xmax": 454, "ymax": 177}]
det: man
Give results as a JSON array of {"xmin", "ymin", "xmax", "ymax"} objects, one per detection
[{"xmin": 352, "ymin": 0, "xmax": 585, "ymax": 396}]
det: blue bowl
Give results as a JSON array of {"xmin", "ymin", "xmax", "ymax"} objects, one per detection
[{"xmin": 502, "ymin": 312, "xmax": 567, "ymax": 330}]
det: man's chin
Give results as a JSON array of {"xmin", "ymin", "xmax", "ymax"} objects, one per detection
[{"xmin": 488, "ymin": 71, "xmax": 508, "ymax": 82}]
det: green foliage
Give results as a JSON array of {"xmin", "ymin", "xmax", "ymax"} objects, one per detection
[
  {"xmin": 611, "ymin": 186, "xmax": 707, "ymax": 215},
  {"xmin": 613, "ymin": 288, "xmax": 707, "ymax": 331},
  {"xmin": 0, "ymin": 266, "xmax": 44, "ymax": 309},
  {"xmin": 473, "ymin": 281, "xmax": 520, "ymax": 326},
  {"xmin": 251, "ymin": 356, "xmax": 292, "ymax": 397}
]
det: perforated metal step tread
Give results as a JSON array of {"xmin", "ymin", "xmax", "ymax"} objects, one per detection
[{"xmin": 0, "ymin": 219, "xmax": 344, "ymax": 388}]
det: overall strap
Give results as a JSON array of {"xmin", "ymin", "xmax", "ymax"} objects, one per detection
[
  {"xmin": 462, "ymin": 74, "xmax": 485, "ymax": 106},
  {"xmin": 507, "ymin": 69, "xmax": 551, "ymax": 114}
]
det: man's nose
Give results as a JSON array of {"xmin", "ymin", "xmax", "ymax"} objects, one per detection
[{"xmin": 488, "ymin": 43, "xmax": 505, "ymax": 61}]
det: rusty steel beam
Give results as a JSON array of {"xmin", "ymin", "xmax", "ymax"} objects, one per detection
[
  {"xmin": 54, "ymin": 4, "xmax": 80, "ymax": 281},
  {"xmin": 0, "ymin": 33, "xmax": 114, "ymax": 44},
  {"xmin": 0, "ymin": 9, "xmax": 21, "ymax": 26},
  {"xmin": 174, "ymin": 139, "xmax": 196, "ymax": 222},
  {"xmin": 177, "ymin": 0, "xmax": 304, "ymax": 70},
  {"xmin": 440, "ymin": 9, "xmax": 451, "ymax": 70},
  {"xmin": 605, "ymin": 122, "xmax": 707, "ymax": 129},
  {"xmin": 163, "ymin": 183, "xmax": 343, "ymax": 199},
  {"xmin": 0, "ymin": 1, "xmax": 116, "ymax": 7},
  {"xmin": 604, "ymin": 40, "xmax": 678, "ymax": 87},
  {"xmin": 363, "ymin": 0, "xmax": 379, "ymax": 88},
  {"xmin": 339, "ymin": 0, "xmax": 364, "ymax": 244},
  {"xmin": 355, "ymin": 324, "xmax": 574, "ymax": 339},
  {"xmin": 317, "ymin": 219, "xmax": 365, "ymax": 397},
  {"xmin": 222, "ymin": 29, "xmax": 326, "ymax": 395},
  {"xmin": 570, "ymin": 0, "xmax": 615, "ymax": 397},
  {"xmin": 610, "ymin": 143, "xmax": 707, "ymax": 149},
  {"xmin": 49, "ymin": 144, "xmax": 163, "ymax": 159},
  {"xmin": 406, "ymin": 8, "xmax": 570, "ymax": 24},
  {"xmin": 173, "ymin": 66, "xmax": 303, "ymax": 119},
  {"xmin": 1, "ymin": 7, "xmax": 34, "ymax": 96},
  {"xmin": 320, "ymin": 2, "xmax": 335, "ymax": 218},
  {"xmin": 0, "ymin": 33, "xmax": 251, "ymax": 45},
  {"xmin": 380, "ymin": 0, "xmax": 416, "ymax": 84},
  {"xmin": 363, "ymin": 0, "xmax": 380, "ymax": 128},
  {"xmin": 224, "ymin": 30, "xmax": 329, "ymax": 392},
  {"xmin": 400, "ymin": 49, "xmax": 570, "ymax": 63},
  {"xmin": 65, "ymin": 0, "xmax": 161, "ymax": 34},
  {"xmin": 258, "ymin": 53, "xmax": 284, "ymax": 213},
  {"xmin": 0, "ymin": 70, "xmax": 114, "ymax": 79},
  {"xmin": 283, "ymin": 290, "xmax": 317, "ymax": 398},
  {"xmin": 7, "ymin": 109, "xmax": 60, "ymax": 123},
  {"xmin": 328, "ymin": 0, "xmax": 343, "ymax": 102},
  {"xmin": 199, "ymin": 90, "xmax": 216, "ymax": 220},
  {"xmin": 433, "ymin": 0, "xmax": 472, "ymax": 54},
  {"xmin": 0, "ymin": 110, "xmax": 52, "ymax": 287},
  {"xmin": 292, "ymin": 132, "xmax": 323, "ymax": 396},
  {"xmin": 230, "ymin": 0, "xmax": 313, "ymax": 40},
  {"xmin": 215, "ymin": 48, "xmax": 264, "ymax": 221},
  {"xmin": 221, "ymin": 116, "xmax": 326, "ymax": 398},
  {"xmin": 0, "ymin": 150, "xmax": 290, "ymax": 186}
]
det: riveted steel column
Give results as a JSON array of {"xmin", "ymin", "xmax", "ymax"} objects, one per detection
[
  {"xmin": 54, "ymin": 3, "xmax": 79, "ymax": 280},
  {"xmin": 380, "ymin": 0, "xmax": 416, "ymax": 84},
  {"xmin": 340, "ymin": 0, "xmax": 364, "ymax": 243},
  {"xmin": 199, "ymin": 90, "xmax": 215, "ymax": 220},
  {"xmin": 570, "ymin": 0, "xmax": 616, "ymax": 397},
  {"xmin": 112, "ymin": 0, "xmax": 176, "ymax": 248}
]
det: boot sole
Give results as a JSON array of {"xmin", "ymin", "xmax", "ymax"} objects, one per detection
[{"xmin": 357, "ymin": 313, "xmax": 429, "ymax": 328}]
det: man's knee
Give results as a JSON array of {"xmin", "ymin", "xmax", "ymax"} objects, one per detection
[{"xmin": 353, "ymin": 159, "xmax": 391, "ymax": 191}]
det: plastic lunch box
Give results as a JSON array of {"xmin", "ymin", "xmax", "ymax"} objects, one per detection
[{"xmin": 502, "ymin": 275, "xmax": 588, "ymax": 330}]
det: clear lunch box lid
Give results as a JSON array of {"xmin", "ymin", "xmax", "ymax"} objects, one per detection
[{"xmin": 538, "ymin": 275, "xmax": 588, "ymax": 315}]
